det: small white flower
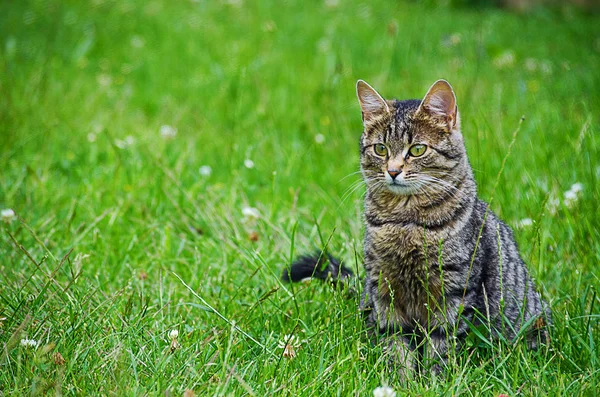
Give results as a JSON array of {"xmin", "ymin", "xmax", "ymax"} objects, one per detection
[
  {"xmin": 114, "ymin": 135, "xmax": 135, "ymax": 149},
  {"xmin": 564, "ymin": 190, "xmax": 577, "ymax": 201},
  {"xmin": 315, "ymin": 134, "xmax": 325, "ymax": 144},
  {"xmin": 242, "ymin": 206, "xmax": 260, "ymax": 222},
  {"xmin": 87, "ymin": 132, "xmax": 97, "ymax": 142},
  {"xmin": 493, "ymin": 50, "xmax": 515, "ymax": 69},
  {"xmin": 448, "ymin": 33, "xmax": 461, "ymax": 46},
  {"xmin": 160, "ymin": 125, "xmax": 177, "ymax": 140},
  {"xmin": 277, "ymin": 334, "xmax": 301, "ymax": 349},
  {"xmin": 131, "ymin": 35, "xmax": 145, "ymax": 48},
  {"xmin": 564, "ymin": 183, "xmax": 583, "ymax": 207},
  {"xmin": 169, "ymin": 329, "xmax": 179, "ymax": 339},
  {"xmin": 20, "ymin": 338, "xmax": 38, "ymax": 349},
  {"xmin": 199, "ymin": 165, "xmax": 212, "ymax": 177},
  {"xmin": 516, "ymin": 218, "xmax": 533, "ymax": 228},
  {"xmin": 525, "ymin": 58, "xmax": 537, "ymax": 72},
  {"xmin": 547, "ymin": 196, "xmax": 560, "ymax": 215},
  {"xmin": 570, "ymin": 183, "xmax": 583, "ymax": 193},
  {"xmin": 373, "ymin": 386, "xmax": 396, "ymax": 397},
  {"xmin": 540, "ymin": 60, "xmax": 553, "ymax": 75},
  {"xmin": 442, "ymin": 33, "xmax": 461, "ymax": 47},
  {"xmin": 262, "ymin": 20, "xmax": 277, "ymax": 32},
  {"xmin": 1, "ymin": 209, "xmax": 16, "ymax": 223},
  {"xmin": 97, "ymin": 73, "xmax": 112, "ymax": 87},
  {"xmin": 277, "ymin": 334, "xmax": 303, "ymax": 359},
  {"xmin": 244, "ymin": 159, "xmax": 255, "ymax": 169}
]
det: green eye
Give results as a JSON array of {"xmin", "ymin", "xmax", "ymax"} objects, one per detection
[
  {"xmin": 409, "ymin": 144, "xmax": 427, "ymax": 157},
  {"xmin": 374, "ymin": 144, "xmax": 388, "ymax": 157}
]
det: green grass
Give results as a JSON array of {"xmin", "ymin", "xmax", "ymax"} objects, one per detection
[{"xmin": 1, "ymin": 0, "xmax": 599, "ymax": 395}]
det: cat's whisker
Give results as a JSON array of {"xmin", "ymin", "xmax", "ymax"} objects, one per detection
[
  {"xmin": 340, "ymin": 174, "xmax": 384, "ymax": 205},
  {"xmin": 340, "ymin": 180, "xmax": 367, "ymax": 205},
  {"xmin": 343, "ymin": 178, "xmax": 366, "ymax": 193},
  {"xmin": 415, "ymin": 175, "xmax": 465, "ymax": 200},
  {"xmin": 421, "ymin": 182, "xmax": 463, "ymax": 201},
  {"xmin": 339, "ymin": 170, "xmax": 366, "ymax": 182}
]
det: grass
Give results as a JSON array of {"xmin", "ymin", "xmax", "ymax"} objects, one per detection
[{"xmin": 1, "ymin": 0, "xmax": 599, "ymax": 395}]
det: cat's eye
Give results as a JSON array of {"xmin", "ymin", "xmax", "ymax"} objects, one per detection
[
  {"xmin": 373, "ymin": 144, "xmax": 388, "ymax": 157},
  {"xmin": 409, "ymin": 144, "xmax": 427, "ymax": 157}
]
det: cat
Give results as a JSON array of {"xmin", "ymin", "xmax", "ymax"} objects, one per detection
[{"xmin": 283, "ymin": 79, "xmax": 551, "ymax": 375}]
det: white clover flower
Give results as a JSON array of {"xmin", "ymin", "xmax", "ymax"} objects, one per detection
[
  {"xmin": 373, "ymin": 386, "xmax": 396, "ymax": 397},
  {"xmin": 525, "ymin": 58, "xmax": 537, "ymax": 72},
  {"xmin": 547, "ymin": 196, "xmax": 560, "ymax": 215},
  {"xmin": 97, "ymin": 73, "xmax": 112, "ymax": 87},
  {"xmin": 516, "ymin": 218, "xmax": 533, "ymax": 228},
  {"xmin": 564, "ymin": 183, "xmax": 583, "ymax": 207},
  {"xmin": 570, "ymin": 183, "xmax": 583, "ymax": 193},
  {"xmin": 448, "ymin": 33, "xmax": 461, "ymax": 46},
  {"xmin": 1, "ymin": 209, "xmax": 16, "ymax": 223},
  {"xmin": 131, "ymin": 35, "xmax": 145, "ymax": 48},
  {"xmin": 262, "ymin": 20, "xmax": 277, "ymax": 32},
  {"xmin": 244, "ymin": 159, "xmax": 255, "ymax": 169},
  {"xmin": 277, "ymin": 334, "xmax": 301, "ymax": 349},
  {"xmin": 199, "ymin": 165, "xmax": 212, "ymax": 177},
  {"xmin": 87, "ymin": 132, "xmax": 97, "ymax": 142},
  {"xmin": 314, "ymin": 134, "xmax": 325, "ymax": 144},
  {"xmin": 277, "ymin": 334, "xmax": 303, "ymax": 359},
  {"xmin": 540, "ymin": 60, "xmax": 553, "ymax": 75},
  {"xmin": 564, "ymin": 190, "xmax": 577, "ymax": 201},
  {"xmin": 169, "ymin": 329, "xmax": 179, "ymax": 339},
  {"xmin": 160, "ymin": 125, "xmax": 177, "ymax": 140},
  {"xmin": 20, "ymin": 338, "xmax": 38, "ymax": 349},
  {"xmin": 115, "ymin": 135, "xmax": 135, "ymax": 149},
  {"xmin": 242, "ymin": 206, "xmax": 260, "ymax": 222},
  {"xmin": 442, "ymin": 33, "xmax": 461, "ymax": 47},
  {"xmin": 493, "ymin": 50, "xmax": 515, "ymax": 69}
]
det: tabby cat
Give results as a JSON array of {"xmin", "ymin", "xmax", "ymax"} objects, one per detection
[{"xmin": 283, "ymin": 79, "xmax": 550, "ymax": 374}]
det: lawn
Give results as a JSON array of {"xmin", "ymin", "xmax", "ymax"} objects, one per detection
[{"xmin": 1, "ymin": 0, "xmax": 599, "ymax": 395}]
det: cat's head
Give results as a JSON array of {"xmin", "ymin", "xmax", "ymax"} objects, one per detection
[{"xmin": 356, "ymin": 79, "xmax": 467, "ymax": 198}]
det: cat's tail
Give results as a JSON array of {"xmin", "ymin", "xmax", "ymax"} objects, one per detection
[{"xmin": 281, "ymin": 252, "xmax": 353, "ymax": 284}]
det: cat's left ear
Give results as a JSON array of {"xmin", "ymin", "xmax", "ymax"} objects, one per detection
[{"xmin": 417, "ymin": 79, "xmax": 458, "ymax": 132}]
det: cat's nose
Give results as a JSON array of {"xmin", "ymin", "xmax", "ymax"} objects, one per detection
[{"xmin": 388, "ymin": 170, "xmax": 401, "ymax": 179}]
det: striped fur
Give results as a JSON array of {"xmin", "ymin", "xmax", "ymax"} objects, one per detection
[{"xmin": 285, "ymin": 80, "xmax": 550, "ymax": 375}]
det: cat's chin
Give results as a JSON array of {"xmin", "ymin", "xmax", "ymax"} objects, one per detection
[{"xmin": 385, "ymin": 183, "xmax": 417, "ymax": 196}]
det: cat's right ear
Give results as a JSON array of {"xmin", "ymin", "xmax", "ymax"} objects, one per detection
[{"xmin": 356, "ymin": 80, "xmax": 390, "ymax": 123}]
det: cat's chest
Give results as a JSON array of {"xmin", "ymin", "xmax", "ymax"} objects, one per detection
[
  {"xmin": 366, "ymin": 223, "xmax": 446, "ymax": 325},
  {"xmin": 366, "ymin": 222, "xmax": 443, "ymax": 261}
]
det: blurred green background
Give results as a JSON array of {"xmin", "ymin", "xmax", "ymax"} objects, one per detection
[{"xmin": 1, "ymin": 0, "xmax": 599, "ymax": 395}]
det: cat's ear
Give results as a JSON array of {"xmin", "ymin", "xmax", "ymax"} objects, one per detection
[
  {"xmin": 356, "ymin": 80, "xmax": 390, "ymax": 122},
  {"xmin": 417, "ymin": 79, "xmax": 458, "ymax": 131}
]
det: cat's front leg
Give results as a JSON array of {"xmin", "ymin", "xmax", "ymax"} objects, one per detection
[
  {"xmin": 383, "ymin": 333, "xmax": 417, "ymax": 380},
  {"xmin": 423, "ymin": 329, "xmax": 465, "ymax": 376},
  {"xmin": 423, "ymin": 332, "xmax": 453, "ymax": 375}
]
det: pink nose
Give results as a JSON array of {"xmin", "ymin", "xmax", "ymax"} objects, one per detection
[{"xmin": 388, "ymin": 170, "xmax": 400, "ymax": 179}]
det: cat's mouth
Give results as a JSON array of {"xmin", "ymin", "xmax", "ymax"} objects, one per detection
[{"xmin": 386, "ymin": 181, "xmax": 417, "ymax": 195}]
